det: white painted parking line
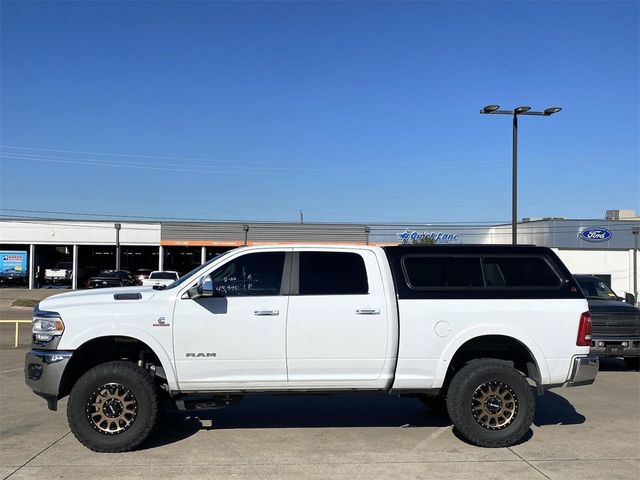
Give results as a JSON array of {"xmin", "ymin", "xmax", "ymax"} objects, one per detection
[
  {"xmin": 429, "ymin": 426, "xmax": 451, "ymax": 439},
  {"xmin": 0, "ymin": 367, "xmax": 24, "ymax": 374}
]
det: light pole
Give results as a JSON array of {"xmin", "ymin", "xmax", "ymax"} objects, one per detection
[
  {"xmin": 243, "ymin": 224, "xmax": 249, "ymax": 246},
  {"xmin": 632, "ymin": 226, "xmax": 639, "ymax": 305},
  {"xmin": 480, "ymin": 105, "xmax": 562, "ymax": 244},
  {"xmin": 114, "ymin": 223, "xmax": 121, "ymax": 270}
]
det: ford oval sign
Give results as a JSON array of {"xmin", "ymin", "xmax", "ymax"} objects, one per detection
[{"xmin": 579, "ymin": 227, "xmax": 613, "ymax": 242}]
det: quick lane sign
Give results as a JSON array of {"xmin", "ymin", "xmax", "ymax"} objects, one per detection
[{"xmin": 397, "ymin": 230, "xmax": 461, "ymax": 244}]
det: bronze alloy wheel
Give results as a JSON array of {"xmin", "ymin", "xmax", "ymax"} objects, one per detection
[
  {"xmin": 471, "ymin": 381, "xmax": 518, "ymax": 430},
  {"xmin": 85, "ymin": 383, "xmax": 138, "ymax": 435}
]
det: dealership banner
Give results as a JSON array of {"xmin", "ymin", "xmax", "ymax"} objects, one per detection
[{"xmin": 0, "ymin": 250, "xmax": 27, "ymax": 277}]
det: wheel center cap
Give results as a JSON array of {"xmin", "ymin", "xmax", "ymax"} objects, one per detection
[
  {"xmin": 103, "ymin": 399, "xmax": 123, "ymax": 418},
  {"xmin": 485, "ymin": 396, "xmax": 502, "ymax": 414}
]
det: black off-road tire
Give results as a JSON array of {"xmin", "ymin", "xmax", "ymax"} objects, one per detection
[
  {"xmin": 446, "ymin": 359, "xmax": 535, "ymax": 448},
  {"xmin": 67, "ymin": 361, "xmax": 159, "ymax": 452},
  {"xmin": 624, "ymin": 357, "xmax": 640, "ymax": 371}
]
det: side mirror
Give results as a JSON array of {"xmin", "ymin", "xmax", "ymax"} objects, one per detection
[
  {"xmin": 625, "ymin": 292, "xmax": 636, "ymax": 305},
  {"xmin": 188, "ymin": 275, "xmax": 215, "ymax": 299}
]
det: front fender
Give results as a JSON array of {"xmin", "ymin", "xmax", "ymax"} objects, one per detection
[
  {"xmin": 431, "ymin": 325, "xmax": 550, "ymax": 389},
  {"xmin": 59, "ymin": 325, "xmax": 179, "ymax": 391}
]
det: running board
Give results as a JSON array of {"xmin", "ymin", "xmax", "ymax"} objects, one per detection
[{"xmin": 174, "ymin": 394, "xmax": 242, "ymax": 411}]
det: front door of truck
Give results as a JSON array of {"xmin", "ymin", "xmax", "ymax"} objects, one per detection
[
  {"xmin": 286, "ymin": 248, "xmax": 389, "ymax": 384},
  {"xmin": 173, "ymin": 249, "xmax": 291, "ymax": 389}
]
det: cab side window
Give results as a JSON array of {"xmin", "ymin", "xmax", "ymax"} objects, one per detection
[
  {"xmin": 211, "ymin": 252, "xmax": 285, "ymax": 296},
  {"xmin": 299, "ymin": 252, "xmax": 369, "ymax": 295}
]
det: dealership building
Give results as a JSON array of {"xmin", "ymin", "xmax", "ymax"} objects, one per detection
[{"xmin": 1, "ymin": 211, "xmax": 638, "ymax": 299}]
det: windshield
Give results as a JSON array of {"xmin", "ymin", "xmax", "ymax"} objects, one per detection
[
  {"xmin": 164, "ymin": 250, "xmax": 235, "ymax": 290},
  {"xmin": 150, "ymin": 272, "xmax": 178, "ymax": 280},
  {"xmin": 576, "ymin": 276, "xmax": 619, "ymax": 300}
]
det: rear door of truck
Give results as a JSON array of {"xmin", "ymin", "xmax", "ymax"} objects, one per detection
[{"xmin": 285, "ymin": 247, "xmax": 391, "ymax": 384}]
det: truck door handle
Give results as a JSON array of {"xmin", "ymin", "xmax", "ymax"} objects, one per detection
[
  {"xmin": 254, "ymin": 309, "xmax": 279, "ymax": 316},
  {"xmin": 356, "ymin": 308, "xmax": 380, "ymax": 315}
]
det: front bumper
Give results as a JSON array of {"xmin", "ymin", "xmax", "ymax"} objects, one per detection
[
  {"xmin": 24, "ymin": 349, "xmax": 73, "ymax": 411},
  {"xmin": 566, "ymin": 355, "xmax": 599, "ymax": 387}
]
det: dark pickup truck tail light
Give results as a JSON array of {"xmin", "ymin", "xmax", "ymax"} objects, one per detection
[{"xmin": 577, "ymin": 311, "xmax": 592, "ymax": 346}]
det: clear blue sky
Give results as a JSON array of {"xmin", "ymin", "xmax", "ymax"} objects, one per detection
[{"xmin": 1, "ymin": 0, "xmax": 638, "ymax": 224}]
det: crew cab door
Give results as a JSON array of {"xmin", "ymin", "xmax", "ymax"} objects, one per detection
[
  {"xmin": 173, "ymin": 249, "xmax": 291, "ymax": 388},
  {"xmin": 286, "ymin": 248, "xmax": 390, "ymax": 384}
]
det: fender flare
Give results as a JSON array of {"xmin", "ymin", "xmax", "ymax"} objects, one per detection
[
  {"xmin": 431, "ymin": 325, "xmax": 550, "ymax": 389},
  {"xmin": 62, "ymin": 325, "xmax": 179, "ymax": 391}
]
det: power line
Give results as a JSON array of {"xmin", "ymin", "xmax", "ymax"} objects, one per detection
[
  {"xmin": 1, "ymin": 211, "xmax": 637, "ymax": 237},
  {"xmin": 0, "ymin": 208, "xmax": 509, "ymax": 225},
  {"xmin": 0, "ymin": 152, "xmax": 506, "ymax": 176},
  {"xmin": 0, "ymin": 144, "xmax": 506, "ymax": 169}
]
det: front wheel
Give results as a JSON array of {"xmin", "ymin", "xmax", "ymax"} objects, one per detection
[
  {"xmin": 446, "ymin": 359, "xmax": 535, "ymax": 448},
  {"xmin": 67, "ymin": 361, "xmax": 159, "ymax": 452}
]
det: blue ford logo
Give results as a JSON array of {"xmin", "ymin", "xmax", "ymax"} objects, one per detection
[{"xmin": 579, "ymin": 227, "xmax": 612, "ymax": 242}]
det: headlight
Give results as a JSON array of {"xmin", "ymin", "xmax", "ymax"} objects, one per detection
[{"xmin": 32, "ymin": 304, "xmax": 64, "ymax": 343}]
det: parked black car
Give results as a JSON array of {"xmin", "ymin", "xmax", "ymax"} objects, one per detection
[
  {"xmin": 87, "ymin": 270, "xmax": 136, "ymax": 289},
  {"xmin": 574, "ymin": 274, "xmax": 640, "ymax": 371}
]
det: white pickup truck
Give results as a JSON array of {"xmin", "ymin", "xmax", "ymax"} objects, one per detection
[
  {"xmin": 141, "ymin": 270, "xmax": 180, "ymax": 288},
  {"xmin": 25, "ymin": 244, "xmax": 598, "ymax": 452},
  {"xmin": 44, "ymin": 262, "xmax": 73, "ymax": 284}
]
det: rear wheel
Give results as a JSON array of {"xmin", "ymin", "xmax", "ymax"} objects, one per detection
[
  {"xmin": 67, "ymin": 361, "xmax": 159, "ymax": 452},
  {"xmin": 446, "ymin": 359, "xmax": 535, "ymax": 448},
  {"xmin": 624, "ymin": 357, "xmax": 640, "ymax": 371}
]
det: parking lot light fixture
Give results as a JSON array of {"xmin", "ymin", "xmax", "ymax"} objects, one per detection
[
  {"xmin": 544, "ymin": 107, "xmax": 562, "ymax": 116},
  {"xmin": 480, "ymin": 104, "xmax": 563, "ymax": 245},
  {"xmin": 481, "ymin": 105, "xmax": 501, "ymax": 114}
]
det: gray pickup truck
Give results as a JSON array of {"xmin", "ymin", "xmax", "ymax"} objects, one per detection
[{"xmin": 574, "ymin": 274, "xmax": 640, "ymax": 370}]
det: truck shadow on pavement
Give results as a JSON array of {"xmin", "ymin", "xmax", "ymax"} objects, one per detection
[
  {"xmin": 597, "ymin": 357, "xmax": 631, "ymax": 371},
  {"xmin": 141, "ymin": 390, "xmax": 585, "ymax": 450},
  {"xmin": 141, "ymin": 394, "xmax": 449, "ymax": 449},
  {"xmin": 533, "ymin": 391, "xmax": 586, "ymax": 426}
]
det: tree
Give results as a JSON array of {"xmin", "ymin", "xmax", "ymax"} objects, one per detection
[{"xmin": 411, "ymin": 236, "xmax": 436, "ymax": 245}]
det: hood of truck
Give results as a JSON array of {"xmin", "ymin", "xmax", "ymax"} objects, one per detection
[{"xmin": 37, "ymin": 286, "xmax": 159, "ymax": 311}]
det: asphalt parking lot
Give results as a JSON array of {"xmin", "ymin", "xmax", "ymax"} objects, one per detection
[{"xmin": 0, "ymin": 320, "xmax": 637, "ymax": 480}]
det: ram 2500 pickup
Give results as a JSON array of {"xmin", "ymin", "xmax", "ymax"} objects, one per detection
[{"xmin": 25, "ymin": 244, "xmax": 598, "ymax": 452}]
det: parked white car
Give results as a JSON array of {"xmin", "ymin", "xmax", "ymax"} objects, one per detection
[{"xmin": 141, "ymin": 270, "xmax": 179, "ymax": 287}]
